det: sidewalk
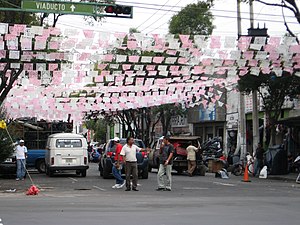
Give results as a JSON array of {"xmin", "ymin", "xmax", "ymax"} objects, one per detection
[{"xmin": 267, "ymin": 173, "xmax": 299, "ymax": 183}]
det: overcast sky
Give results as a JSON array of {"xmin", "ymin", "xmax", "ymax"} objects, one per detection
[{"xmin": 55, "ymin": 0, "xmax": 300, "ymax": 37}]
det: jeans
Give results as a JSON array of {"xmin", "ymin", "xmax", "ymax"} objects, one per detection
[
  {"xmin": 17, "ymin": 159, "xmax": 26, "ymax": 179},
  {"xmin": 157, "ymin": 164, "xmax": 172, "ymax": 189},
  {"xmin": 125, "ymin": 162, "xmax": 138, "ymax": 189},
  {"xmin": 112, "ymin": 164, "xmax": 124, "ymax": 185},
  {"xmin": 254, "ymin": 159, "xmax": 263, "ymax": 176}
]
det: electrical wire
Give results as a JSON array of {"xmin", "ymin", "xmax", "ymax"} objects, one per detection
[
  {"xmin": 117, "ymin": 0, "xmax": 297, "ymax": 19},
  {"xmin": 140, "ymin": 0, "xmax": 183, "ymax": 32},
  {"xmin": 135, "ymin": 0, "xmax": 171, "ymax": 30}
]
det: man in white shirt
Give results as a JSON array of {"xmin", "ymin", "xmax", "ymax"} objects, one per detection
[
  {"xmin": 120, "ymin": 137, "xmax": 147, "ymax": 191},
  {"xmin": 15, "ymin": 140, "xmax": 27, "ymax": 181},
  {"xmin": 186, "ymin": 141, "xmax": 200, "ymax": 177}
]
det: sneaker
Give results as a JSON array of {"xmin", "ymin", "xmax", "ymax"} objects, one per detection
[
  {"xmin": 125, "ymin": 188, "xmax": 131, "ymax": 191},
  {"xmin": 21, "ymin": 178, "xmax": 25, "ymax": 181},
  {"xmin": 15, "ymin": 178, "xmax": 20, "ymax": 181},
  {"xmin": 117, "ymin": 181, "xmax": 125, "ymax": 189},
  {"xmin": 156, "ymin": 187, "xmax": 165, "ymax": 191},
  {"xmin": 164, "ymin": 188, "xmax": 172, "ymax": 191},
  {"xmin": 132, "ymin": 188, "xmax": 139, "ymax": 191},
  {"xmin": 112, "ymin": 184, "xmax": 120, "ymax": 189}
]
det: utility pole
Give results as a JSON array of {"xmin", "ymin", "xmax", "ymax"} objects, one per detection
[
  {"xmin": 237, "ymin": 0, "xmax": 247, "ymax": 159},
  {"xmin": 249, "ymin": 0, "xmax": 260, "ymax": 156}
]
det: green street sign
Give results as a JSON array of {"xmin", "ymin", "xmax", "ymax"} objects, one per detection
[{"xmin": 22, "ymin": 0, "xmax": 95, "ymax": 15}]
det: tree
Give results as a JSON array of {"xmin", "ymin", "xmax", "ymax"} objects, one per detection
[
  {"xmin": 238, "ymin": 72, "xmax": 300, "ymax": 146},
  {"xmin": 85, "ymin": 118, "xmax": 109, "ymax": 143},
  {"xmin": 0, "ymin": 106, "xmax": 15, "ymax": 163},
  {"xmin": 0, "ymin": 0, "xmax": 39, "ymax": 25},
  {"xmin": 169, "ymin": 1, "xmax": 214, "ymax": 35},
  {"xmin": 243, "ymin": 0, "xmax": 300, "ymax": 43},
  {"xmin": 153, "ymin": 104, "xmax": 186, "ymax": 136}
]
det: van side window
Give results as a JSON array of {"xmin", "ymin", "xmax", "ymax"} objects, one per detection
[{"xmin": 56, "ymin": 139, "xmax": 82, "ymax": 148}]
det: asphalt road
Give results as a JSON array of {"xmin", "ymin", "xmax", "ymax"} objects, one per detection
[{"xmin": 0, "ymin": 163, "xmax": 299, "ymax": 225}]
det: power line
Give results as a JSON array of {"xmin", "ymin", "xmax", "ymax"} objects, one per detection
[
  {"xmin": 117, "ymin": 0, "xmax": 298, "ymax": 19},
  {"xmin": 135, "ymin": 0, "xmax": 171, "ymax": 30},
  {"xmin": 140, "ymin": 0, "xmax": 183, "ymax": 32}
]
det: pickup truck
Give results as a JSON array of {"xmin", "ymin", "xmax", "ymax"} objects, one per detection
[
  {"xmin": 148, "ymin": 136, "xmax": 205, "ymax": 175},
  {"xmin": 0, "ymin": 149, "xmax": 46, "ymax": 177},
  {"xmin": 27, "ymin": 149, "xmax": 46, "ymax": 173}
]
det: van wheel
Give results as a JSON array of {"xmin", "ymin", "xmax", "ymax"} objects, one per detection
[
  {"xmin": 81, "ymin": 170, "xmax": 87, "ymax": 177},
  {"xmin": 37, "ymin": 160, "xmax": 46, "ymax": 173}
]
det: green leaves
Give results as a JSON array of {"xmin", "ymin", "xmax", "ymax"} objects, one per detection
[{"xmin": 169, "ymin": 1, "xmax": 214, "ymax": 35}]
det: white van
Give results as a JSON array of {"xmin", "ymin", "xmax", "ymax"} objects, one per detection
[{"xmin": 45, "ymin": 133, "xmax": 89, "ymax": 177}]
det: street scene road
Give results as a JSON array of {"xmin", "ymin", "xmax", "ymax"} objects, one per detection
[
  {"xmin": 1, "ymin": 164, "xmax": 300, "ymax": 225},
  {"xmin": 1, "ymin": 1, "xmax": 300, "ymax": 225}
]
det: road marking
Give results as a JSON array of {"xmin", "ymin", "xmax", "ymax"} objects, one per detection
[
  {"xmin": 183, "ymin": 187, "xmax": 209, "ymax": 190},
  {"xmin": 68, "ymin": 177, "xmax": 78, "ymax": 182},
  {"xmin": 93, "ymin": 186, "xmax": 106, "ymax": 191},
  {"xmin": 213, "ymin": 182, "xmax": 236, "ymax": 187}
]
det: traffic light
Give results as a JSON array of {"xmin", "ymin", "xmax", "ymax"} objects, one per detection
[{"xmin": 105, "ymin": 5, "xmax": 132, "ymax": 15}]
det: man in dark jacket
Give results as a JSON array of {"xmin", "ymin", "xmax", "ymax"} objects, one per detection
[{"xmin": 156, "ymin": 136, "xmax": 174, "ymax": 191}]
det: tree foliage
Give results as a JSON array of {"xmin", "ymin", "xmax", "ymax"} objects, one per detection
[
  {"xmin": 169, "ymin": 1, "xmax": 214, "ymax": 35},
  {"xmin": 85, "ymin": 118, "xmax": 109, "ymax": 143},
  {"xmin": 0, "ymin": 106, "xmax": 15, "ymax": 163},
  {"xmin": 0, "ymin": 0, "xmax": 39, "ymax": 25},
  {"xmin": 238, "ymin": 72, "xmax": 300, "ymax": 146}
]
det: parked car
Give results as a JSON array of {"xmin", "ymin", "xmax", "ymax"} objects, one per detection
[
  {"xmin": 45, "ymin": 133, "xmax": 89, "ymax": 177},
  {"xmin": 0, "ymin": 157, "xmax": 17, "ymax": 177},
  {"xmin": 99, "ymin": 138, "xmax": 149, "ymax": 179},
  {"xmin": 148, "ymin": 136, "xmax": 204, "ymax": 175}
]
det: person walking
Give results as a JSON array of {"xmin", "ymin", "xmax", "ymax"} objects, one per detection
[
  {"xmin": 157, "ymin": 136, "xmax": 174, "ymax": 191},
  {"xmin": 120, "ymin": 137, "xmax": 148, "ymax": 191},
  {"xmin": 186, "ymin": 141, "xmax": 200, "ymax": 177},
  {"xmin": 254, "ymin": 143, "xmax": 264, "ymax": 177},
  {"xmin": 15, "ymin": 140, "xmax": 27, "ymax": 181},
  {"xmin": 111, "ymin": 137, "xmax": 125, "ymax": 189}
]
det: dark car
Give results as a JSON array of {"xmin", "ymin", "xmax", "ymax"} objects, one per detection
[
  {"xmin": 0, "ymin": 157, "xmax": 17, "ymax": 177},
  {"xmin": 98, "ymin": 138, "xmax": 149, "ymax": 179}
]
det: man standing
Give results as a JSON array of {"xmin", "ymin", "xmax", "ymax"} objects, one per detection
[
  {"xmin": 157, "ymin": 136, "xmax": 174, "ymax": 191},
  {"xmin": 186, "ymin": 141, "xmax": 200, "ymax": 177},
  {"xmin": 254, "ymin": 143, "xmax": 264, "ymax": 176},
  {"xmin": 112, "ymin": 137, "xmax": 125, "ymax": 189},
  {"xmin": 15, "ymin": 140, "xmax": 27, "ymax": 181},
  {"xmin": 120, "ymin": 137, "xmax": 147, "ymax": 191}
]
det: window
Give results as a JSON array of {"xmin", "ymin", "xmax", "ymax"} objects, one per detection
[{"xmin": 56, "ymin": 139, "xmax": 82, "ymax": 148}]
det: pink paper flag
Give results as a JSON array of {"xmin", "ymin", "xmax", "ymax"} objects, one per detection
[
  {"xmin": 122, "ymin": 64, "xmax": 131, "ymax": 70},
  {"xmin": 49, "ymin": 64, "xmax": 58, "ymax": 71},
  {"xmin": 146, "ymin": 65, "xmax": 156, "ymax": 71},
  {"xmin": 129, "ymin": 55, "xmax": 140, "ymax": 63},
  {"xmin": 98, "ymin": 64, "xmax": 108, "ymax": 70},
  {"xmin": 179, "ymin": 35, "xmax": 190, "ymax": 43},
  {"xmin": 153, "ymin": 57, "xmax": 164, "ymax": 64},
  {"xmin": 127, "ymin": 40, "xmax": 137, "ymax": 49},
  {"xmin": 83, "ymin": 30, "xmax": 94, "ymax": 38}
]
